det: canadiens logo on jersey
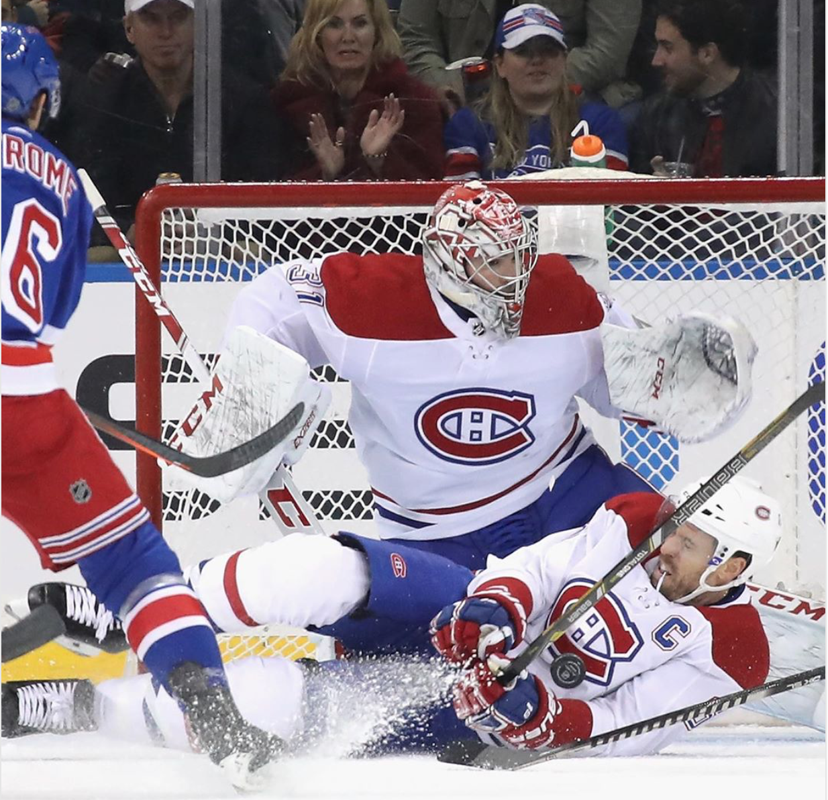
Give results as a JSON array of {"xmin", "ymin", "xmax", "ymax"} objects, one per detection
[
  {"xmin": 414, "ymin": 389, "xmax": 536, "ymax": 465},
  {"xmin": 547, "ymin": 578, "xmax": 643, "ymax": 686}
]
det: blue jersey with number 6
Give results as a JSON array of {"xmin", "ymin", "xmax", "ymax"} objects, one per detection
[{"xmin": 2, "ymin": 120, "xmax": 91, "ymax": 353}]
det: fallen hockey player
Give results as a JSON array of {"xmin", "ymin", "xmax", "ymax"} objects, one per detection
[{"xmin": 5, "ymin": 478, "xmax": 822, "ymax": 763}]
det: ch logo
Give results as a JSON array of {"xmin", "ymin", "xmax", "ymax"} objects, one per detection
[
  {"xmin": 390, "ymin": 553, "xmax": 407, "ymax": 578},
  {"xmin": 414, "ymin": 388, "xmax": 536, "ymax": 465},
  {"xmin": 546, "ymin": 579, "xmax": 643, "ymax": 686}
]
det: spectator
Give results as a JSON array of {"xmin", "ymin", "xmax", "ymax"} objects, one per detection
[
  {"xmin": 222, "ymin": 0, "xmax": 305, "ymax": 87},
  {"xmin": 273, "ymin": 0, "xmax": 444, "ymax": 181},
  {"xmin": 75, "ymin": 0, "xmax": 287, "ymax": 241},
  {"xmin": 13, "ymin": 0, "xmax": 48, "ymax": 28},
  {"xmin": 630, "ymin": 0, "xmax": 777, "ymax": 178},
  {"xmin": 42, "ymin": 1, "xmax": 132, "ymax": 74},
  {"xmin": 398, "ymin": 0, "xmax": 642, "ymax": 111},
  {"xmin": 444, "ymin": 5, "xmax": 628, "ymax": 180},
  {"xmin": 2, "ymin": 0, "xmax": 16, "ymax": 21}
]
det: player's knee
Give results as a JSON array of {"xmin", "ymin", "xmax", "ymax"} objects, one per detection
[{"xmin": 78, "ymin": 521, "xmax": 183, "ymax": 616}]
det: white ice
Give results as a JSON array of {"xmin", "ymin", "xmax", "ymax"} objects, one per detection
[{"xmin": 1, "ymin": 722, "xmax": 824, "ymax": 800}]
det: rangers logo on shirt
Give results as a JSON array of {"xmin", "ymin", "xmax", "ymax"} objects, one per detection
[
  {"xmin": 546, "ymin": 578, "xmax": 644, "ymax": 687},
  {"xmin": 414, "ymin": 388, "xmax": 536, "ymax": 465}
]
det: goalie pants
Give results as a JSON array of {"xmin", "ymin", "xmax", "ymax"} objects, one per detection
[
  {"xmin": 2, "ymin": 390, "xmax": 226, "ymax": 688},
  {"xmin": 319, "ymin": 447, "xmax": 654, "ymax": 656},
  {"xmin": 384, "ymin": 444, "xmax": 657, "ymax": 571}
]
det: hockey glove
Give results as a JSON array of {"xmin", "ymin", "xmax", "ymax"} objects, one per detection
[
  {"xmin": 429, "ymin": 579, "xmax": 531, "ymax": 665},
  {"xmin": 453, "ymin": 654, "xmax": 559, "ymax": 750}
]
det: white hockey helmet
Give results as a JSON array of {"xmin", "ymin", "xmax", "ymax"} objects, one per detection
[
  {"xmin": 422, "ymin": 181, "xmax": 538, "ymax": 339},
  {"xmin": 672, "ymin": 476, "xmax": 783, "ymax": 603}
]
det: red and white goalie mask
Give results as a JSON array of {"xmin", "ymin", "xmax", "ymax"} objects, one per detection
[{"xmin": 422, "ymin": 181, "xmax": 538, "ymax": 338}]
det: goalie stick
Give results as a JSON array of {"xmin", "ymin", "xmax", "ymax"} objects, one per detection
[
  {"xmin": 500, "ymin": 380, "xmax": 826, "ymax": 686},
  {"xmin": 441, "ymin": 666, "xmax": 825, "ymax": 770},
  {"xmin": 2, "ymin": 605, "xmax": 66, "ymax": 663},
  {"xmin": 78, "ymin": 169, "xmax": 323, "ymax": 535},
  {"xmin": 83, "ymin": 404, "xmax": 304, "ymax": 478}
]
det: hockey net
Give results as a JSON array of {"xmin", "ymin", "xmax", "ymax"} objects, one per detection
[{"xmin": 134, "ymin": 175, "xmax": 825, "ymax": 664}]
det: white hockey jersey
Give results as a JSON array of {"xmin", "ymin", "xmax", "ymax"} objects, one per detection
[
  {"xmin": 467, "ymin": 492, "xmax": 770, "ymax": 756},
  {"xmin": 226, "ymin": 252, "xmax": 626, "ymax": 540}
]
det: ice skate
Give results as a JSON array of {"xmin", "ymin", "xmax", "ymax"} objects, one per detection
[
  {"xmin": 1, "ymin": 679, "xmax": 97, "ymax": 738},
  {"xmin": 5, "ymin": 582, "xmax": 127, "ymax": 657}
]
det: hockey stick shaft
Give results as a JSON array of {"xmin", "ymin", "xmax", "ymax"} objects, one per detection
[
  {"xmin": 78, "ymin": 170, "xmax": 324, "ymax": 534},
  {"xmin": 83, "ymin": 404, "xmax": 304, "ymax": 478},
  {"xmin": 500, "ymin": 380, "xmax": 826, "ymax": 684},
  {"xmin": 78, "ymin": 170, "xmax": 210, "ymax": 384},
  {"xmin": 455, "ymin": 666, "xmax": 825, "ymax": 770},
  {"xmin": 2, "ymin": 605, "xmax": 66, "ymax": 663}
]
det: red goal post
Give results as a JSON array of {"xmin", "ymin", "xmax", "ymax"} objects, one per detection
[{"xmin": 133, "ymin": 176, "xmax": 825, "ymax": 601}]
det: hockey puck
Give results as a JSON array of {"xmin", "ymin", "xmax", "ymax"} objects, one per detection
[{"xmin": 549, "ymin": 653, "xmax": 586, "ymax": 688}]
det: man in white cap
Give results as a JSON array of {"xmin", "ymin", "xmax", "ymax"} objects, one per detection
[{"xmin": 75, "ymin": 0, "xmax": 286, "ymax": 243}]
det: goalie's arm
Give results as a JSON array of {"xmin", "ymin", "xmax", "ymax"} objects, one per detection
[{"xmin": 224, "ymin": 262, "xmax": 329, "ymax": 370}]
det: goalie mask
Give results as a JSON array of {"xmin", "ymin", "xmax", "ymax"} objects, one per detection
[
  {"xmin": 670, "ymin": 476, "xmax": 782, "ymax": 604},
  {"xmin": 422, "ymin": 181, "xmax": 538, "ymax": 339}
]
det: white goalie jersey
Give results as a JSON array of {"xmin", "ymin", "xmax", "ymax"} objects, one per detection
[
  {"xmin": 225, "ymin": 252, "xmax": 754, "ymax": 540},
  {"xmin": 469, "ymin": 492, "xmax": 770, "ymax": 756},
  {"xmin": 225, "ymin": 252, "xmax": 622, "ymax": 540}
]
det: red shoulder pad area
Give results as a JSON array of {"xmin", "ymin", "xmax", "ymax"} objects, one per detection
[
  {"xmin": 697, "ymin": 603, "xmax": 770, "ymax": 689},
  {"xmin": 320, "ymin": 253, "xmax": 453, "ymax": 340},
  {"xmin": 604, "ymin": 492, "xmax": 667, "ymax": 548},
  {"xmin": 520, "ymin": 255, "xmax": 605, "ymax": 337}
]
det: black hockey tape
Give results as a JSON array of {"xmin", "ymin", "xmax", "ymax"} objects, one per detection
[{"xmin": 549, "ymin": 653, "xmax": 586, "ymax": 689}]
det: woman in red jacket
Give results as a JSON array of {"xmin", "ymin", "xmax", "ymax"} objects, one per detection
[{"xmin": 274, "ymin": 0, "xmax": 445, "ymax": 181}]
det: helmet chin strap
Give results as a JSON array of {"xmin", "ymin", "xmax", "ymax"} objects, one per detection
[{"xmin": 672, "ymin": 563, "xmax": 746, "ymax": 605}]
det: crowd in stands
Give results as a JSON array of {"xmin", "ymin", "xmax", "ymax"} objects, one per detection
[{"xmin": 4, "ymin": 0, "xmax": 822, "ymax": 241}]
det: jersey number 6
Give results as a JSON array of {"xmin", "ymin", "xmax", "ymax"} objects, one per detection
[{"xmin": 1, "ymin": 198, "xmax": 62, "ymax": 332}]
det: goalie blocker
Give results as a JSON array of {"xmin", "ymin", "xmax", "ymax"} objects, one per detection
[{"xmin": 164, "ymin": 326, "xmax": 331, "ymax": 506}]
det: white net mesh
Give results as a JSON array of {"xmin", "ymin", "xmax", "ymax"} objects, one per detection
[{"xmin": 136, "ymin": 179, "xmax": 826, "ymax": 661}]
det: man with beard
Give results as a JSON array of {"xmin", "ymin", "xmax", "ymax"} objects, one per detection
[{"xmin": 629, "ymin": 0, "xmax": 777, "ymax": 178}]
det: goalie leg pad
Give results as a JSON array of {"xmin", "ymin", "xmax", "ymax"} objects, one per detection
[
  {"xmin": 185, "ymin": 535, "xmax": 370, "ymax": 633},
  {"xmin": 601, "ymin": 311, "xmax": 757, "ymax": 443}
]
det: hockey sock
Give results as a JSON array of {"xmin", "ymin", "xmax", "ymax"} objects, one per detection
[
  {"xmin": 78, "ymin": 522, "xmax": 225, "ymax": 690},
  {"xmin": 185, "ymin": 534, "xmax": 370, "ymax": 632}
]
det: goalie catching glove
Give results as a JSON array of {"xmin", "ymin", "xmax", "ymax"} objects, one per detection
[
  {"xmin": 164, "ymin": 326, "xmax": 330, "ymax": 503},
  {"xmin": 602, "ymin": 311, "xmax": 757, "ymax": 443}
]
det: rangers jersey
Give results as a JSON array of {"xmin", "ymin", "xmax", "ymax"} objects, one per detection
[
  {"xmin": 226, "ymin": 252, "xmax": 631, "ymax": 541},
  {"xmin": 1, "ymin": 120, "xmax": 91, "ymax": 396},
  {"xmin": 468, "ymin": 491, "xmax": 770, "ymax": 755}
]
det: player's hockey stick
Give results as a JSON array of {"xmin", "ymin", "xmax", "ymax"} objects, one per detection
[
  {"xmin": 441, "ymin": 665, "xmax": 825, "ymax": 769},
  {"xmin": 83, "ymin": 404, "xmax": 304, "ymax": 478},
  {"xmin": 499, "ymin": 380, "xmax": 826, "ymax": 686},
  {"xmin": 2, "ymin": 605, "xmax": 66, "ymax": 663},
  {"xmin": 78, "ymin": 169, "xmax": 324, "ymax": 535}
]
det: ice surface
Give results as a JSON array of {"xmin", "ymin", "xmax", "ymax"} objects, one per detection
[{"xmin": 1, "ymin": 724, "xmax": 823, "ymax": 800}]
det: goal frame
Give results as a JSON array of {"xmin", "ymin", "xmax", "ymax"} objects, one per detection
[{"xmin": 133, "ymin": 176, "xmax": 825, "ymax": 531}]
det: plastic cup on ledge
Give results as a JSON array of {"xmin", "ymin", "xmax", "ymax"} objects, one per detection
[{"xmin": 664, "ymin": 161, "xmax": 694, "ymax": 178}]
